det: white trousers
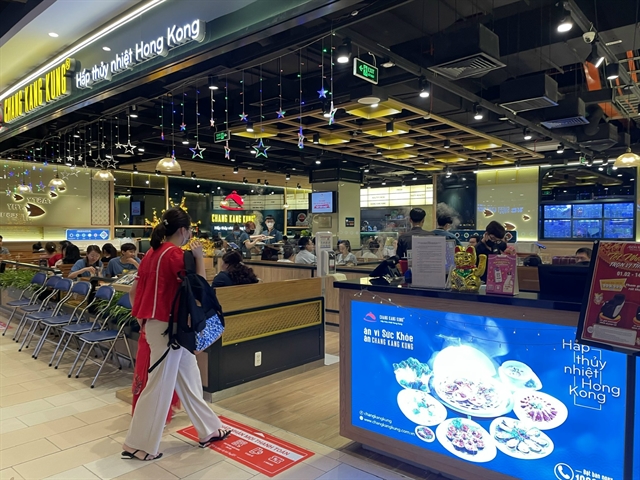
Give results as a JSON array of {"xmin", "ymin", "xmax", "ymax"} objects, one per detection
[{"xmin": 124, "ymin": 319, "xmax": 222, "ymax": 455}]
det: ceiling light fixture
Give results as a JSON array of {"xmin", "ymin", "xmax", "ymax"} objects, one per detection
[
  {"xmin": 243, "ymin": 177, "xmax": 248, "ymax": 184},
  {"xmin": 486, "ymin": 152, "xmax": 493, "ymax": 160},
  {"xmin": 313, "ymin": 133, "xmax": 320, "ymax": 144},
  {"xmin": 423, "ymin": 159, "xmax": 429, "ymax": 165},
  {"xmin": 381, "ymin": 179, "xmax": 387, "ymax": 185},
  {"xmin": 473, "ymin": 104, "xmax": 484, "ymax": 120},
  {"xmin": 102, "ymin": 46, "xmax": 111, "ymax": 52},
  {"xmin": 208, "ymin": 75, "xmax": 219, "ymax": 90},
  {"xmin": 412, "ymin": 173, "xmax": 418, "ymax": 181},
  {"xmin": 93, "ymin": 170, "xmax": 114, "ymax": 181},
  {"xmin": 523, "ymin": 128, "xmax": 532, "ymax": 141},
  {"xmin": 386, "ymin": 121, "xmax": 394, "ymax": 133},
  {"xmin": 557, "ymin": 9, "xmax": 573, "ymax": 33},
  {"xmin": 133, "ymin": 165, "xmax": 139, "ymax": 174},
  {"xmin": 191, "ymin": 172, "xmax": 196, "ymax": 179},
  {"xmin": 614, "ymin": 147, "xmax": 640, "ymax": 167},
  {"xmin": 336, "ymin": 39, "xmax": 352, "ymax": 64},
  {"xmin": 129, "ymin": 105, "xmax": 138, "ymax": 118},
  {"xmin": 515, "ymin": 160, "xmax": 521, "ymax": 169},
  {"xmin": 587, "ymin": 43, "xmax": 604, "ymax": 68},
  {"xmin": 419, "ymin": 77, "xmax": 430, "ymax": 98},
  {"xmin": 156, "ymin": 154, "xmax": 181, "ymax": 173},
  {"xmin": 605, "ymin": 63, "xmax": 620, "ymax": 80},
  {"xmin": 443, "ymin": 139, "xmax": 451, "ymax": 149},
  {"xmin": 315, "ymin": 158, "xmax": 322, "ymax": 165},
  {"xmin": 364, "ymin": 164, "xmax": 370, "ymax": 173},
  {"xmin": 246, "ymin": 122, "xmax": 254, "ymax": 133},
  {"xmin": 138, "ymin": 146, "xmax": 145, "ymax": 153},
  {"xmin": 297, "ymin": 183, "xmax": 301, "ymax": 189},
  {"xmin": 233, "ymin": 166, "xmax": 238, "ymax": 174},
  {"xmin": 370, "ymin": 103, "xmax": 379, "ymax": 108},
  {"xmin": 445, "ymin": 167, "xmax": 452, "ymax": 178},
  {"xmin": 285, "ymin": 173, "xmax": 291, "ymax": 180},
  {"xmin": 556, "ymin": 143, "xmax": 565, "ymax": 154},
  {"xmin": 48, "ymin": 32, "xmax": 59, "ymax": 38}
]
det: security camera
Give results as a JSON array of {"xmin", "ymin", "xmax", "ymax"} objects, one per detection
[{"xmin": 583, "ymin": 31, "xmax": 596, "ymax": 44}]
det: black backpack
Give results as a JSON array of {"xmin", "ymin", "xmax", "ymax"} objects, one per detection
[{"xmin": 149, "ymin": 251, "xmax": 224, "ymax": 373}]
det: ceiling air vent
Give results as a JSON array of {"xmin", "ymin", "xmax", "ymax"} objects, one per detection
[
  {"xmin": 538, "ymin": 98, "xmax": 589, "ymax": 129},
  {"xmin": 429, "ymin": 24, "xmax": 505, "ymax": 80},
  {"xmin": 499, "ymin": 75, "xmax": 559, "ymax": 113},
  {"xmin": 576, "ymin": 123, "xmax": 618, "ymax": 152}
]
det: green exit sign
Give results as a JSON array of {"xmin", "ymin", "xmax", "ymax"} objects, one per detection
[
  {"xmin": 353, "ymin": 58, "xmax": 378, "ymax": 85},
  {"xmin": 214, "ymin": 130, "xmax": 230, "ymax": 143}
]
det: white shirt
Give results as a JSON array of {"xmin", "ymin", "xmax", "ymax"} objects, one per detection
[
  {"xmin": 277, "ymin": 259, "xmax": 293, "ymax": 263},
  {"xmin": 337, "ymin": 252, "xmax": 358, "ymax": 265},
  {"xmin": 295, "ymin": 249, "xmax": 316, "ymax": 264},
  {"xmin": 361, "ymin": 251, "xmax": 379, "ymax": 260}
]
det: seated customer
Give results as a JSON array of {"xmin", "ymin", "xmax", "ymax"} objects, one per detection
[
  {"xmin": 106, "ymin": 243, "xmax": 140, "ymax": 277},
  {"xmin": 68, "ymin": 245, "xmax": 103, "ymax": 279},
  {"xmin": 43, "ymin": 242, "xmax": 59, "ymax": 267},
  {"xmin": 0, "ymin": 235, "xmax": 9, "ymax": 255},
  {"xmin": 432, "ymin": 214, "xmax": 461, "ymax": 246},
  {"xmin": 575, "ymin": 247, "xmax": 592, "ymax": 266},
  {"xmin": 475, "ymin": 221, "xmax": 507, "ymax": 282},
  {"xmin": 212, "ymin": 250, "xmax": 259, "ymax": 287},
  {"xmin": 278, "ymin": 245, "xmax": 295, "ymax": 263},
  {"xmin": 59, "ymin": 243, "xmax": 81, "ymax": 266},
  {"xmin": 295, "ymin": 236, "xmax": 316, "ymax": 264},
  {"xmin": 361, "ymin": 241, "xmax": 380, "ymax": 260},
  {"xmin": 337, "ymin": 240, "xmax": 357, "ymax": 265},
  {"xmin": 101, "ymin": 243, "xmax": 118, "ymax": 264}
]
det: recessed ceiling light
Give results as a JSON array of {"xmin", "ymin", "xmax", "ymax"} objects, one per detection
[
  {"xmin": 48, "ymin": 32, "xmax": 59, "ymax": 38},
  {"xmin": 103, "ymin": 46, "xmax": 111, "ymax": 51}
]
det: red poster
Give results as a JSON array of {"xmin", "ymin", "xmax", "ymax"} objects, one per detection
[
  {"xmin": 578, "ymin": 241, "xmax": 640, "ymax": 353},
  {"xmin": 177, "ymin": 416, "xmax": 314, "ymax": 477},
  {"xmin": 485, "ymin": 254, "xmax": 519, "ymax": 296}
]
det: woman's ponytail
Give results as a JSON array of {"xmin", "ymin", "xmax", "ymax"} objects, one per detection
[
  {"xmin": 150, "ymin": 223, "xmax": 167, "ymax": 250},
  {"xmin": 149, "ymin": 207, "xmax": 191, "ymax": 250}
]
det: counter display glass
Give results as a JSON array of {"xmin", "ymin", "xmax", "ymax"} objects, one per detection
[{"xmin": 350, "ymin": 300, "xmax": 628, "ymax": 480}]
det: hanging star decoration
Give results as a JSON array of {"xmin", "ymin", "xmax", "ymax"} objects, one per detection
[
  {"xmin": 224, "ymin": 141, "xmax": 231, "ymax": 160},
  {"xmin": 189, "ymin": 142, "xmax": 206, "ymax": 159},
  {"xmin": 318, "ymin": 86, "xmax": 328, "ymax": 99},
  {"xmin": 123, "ymin": 141, "xmax": 136, "ymax": 155},
  {"xmin": 252, "ymin": 138, "xmax": 270, "ymax": 158},
  {"xmin": 77, "ymin": 154, "xmax": 83, "ymax": 163},
  {"xmin": 180, "ymin": 122, "xmax": 187, "ymax": 131},
  {"xmin": 210, "ymin": 117, "xmax": 215, "ymax": 127},
  {"xmin": 161, "ymin": 132, "xmax": 165, "ymax": 141},
  {"xmin": 66, "ymin": 155, "xmax": 74, "ymax": 164},
  {"xmin": 61, "ymin": 167, "xmax": 80, "ymax": 180},
  {"xmin": 101, "ymin": 142, "xmax": 106, "ymax": 149},
  {"xmin": 115, "ymin": 141, "xmax": 123, "ymax": 149},
  {"xmin": 36, "ymin": 181, "xmax": 45, "ymax": 192},
  {"xmin": 276, "ymin": 108, "xmax": 286, "ymax": 119},
  {"xmin": 239, "ymin": 112, "xmax": 248, "ymax": 122},
  {"xmin": 328, "ymin": 102, "xmax": 338, "ymax": 125},
  {"xmin": 5, "ymin": 188, "xmax": 12, "ymax": 197},
  {"xmin": 298, "ymin": 127, "xmax": 305, "ymax": 149},
  {"xmin": 104, "ymin": 156, "xmax": 119, "ymax": 169},
  {"xmin": 56, "ymin": 157, "xmax": 63, "ymax": 163}
]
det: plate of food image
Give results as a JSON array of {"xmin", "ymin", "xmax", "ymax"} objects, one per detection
[
  {"xmin": 513, "ymin": 390, "xmax": 568, "ymax": 430},
  {"xmin": 435, "ymin": 418, "xmax": 497, "ymax": 463},
  {"xmin": 498, "ymin": 361, "xmax": 542, "ymax": 391},
  {"xmin": 415, "ymin": 425, "xmax": 436, "ymax": 443},
  {"xmin": 490, "ymin": 417, "xmax": 554, "ymax": 460},
  {"xmin": 393, "ymin": 357, "xmax": 432, "ymax": 392},
  {"xmin": 433, "ymin": 376, "xmax": 513, "ymax": 418},
  {"xmin": 397, "ymin": 389, "xmax": 447, "ymax": 426}
]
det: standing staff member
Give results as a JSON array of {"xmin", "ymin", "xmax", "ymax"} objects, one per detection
[
  {"xmin": 121, "ymin": 207, "xmax": 229, "ymax": 462},
  {"xmin": 475, "ymin": 221, "xmax": 507, "ymax": 282},
  {"xmin": 262, "ymin": 215, "xmax": 283, "ymax": 244}
]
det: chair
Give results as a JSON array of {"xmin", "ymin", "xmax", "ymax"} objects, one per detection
[
  {"xmin": 2, "ymin": 271, "xmax": 47, "ymax": 336},
  {"xmin": 70, "ymin": 293, "xmax": 135, "ymax": 388},
  {"xmin": 31, "ymin": 280, "xmax": 93, "ymax": 359},
  {"xmin": 49, "ymin": 285, "xmax": 115, "ymax": 368},
  {"xmin": 18, "ymin": 278, "xmax": 73, "ymax": 352},
  {"xmin": 12, "ymin": 276, "xmax": 63, "ymax": 342}
]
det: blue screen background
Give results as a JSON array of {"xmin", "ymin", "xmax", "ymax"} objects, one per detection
[{"xmin": 350, "ymin": 301, "xmax": 629, "ymax": 480}]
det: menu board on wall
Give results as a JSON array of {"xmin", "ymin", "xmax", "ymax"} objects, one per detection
[
  {"xmin": 360, "ymin": 185, "xmax": 434, "ymax": 208},
  {"xmin": 541, "ymin": 203, "xmax": 636, "ymax": 241},
  {"xmin": 578, "ymin": 241, "xmax": 640, "ymax": 354},
  {"xmin": 350, "ymin": 300, "xmax": 628, "ymax": 480}
]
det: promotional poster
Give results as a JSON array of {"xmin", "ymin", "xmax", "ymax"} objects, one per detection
[
  {"xmin": 351, "ymin": 300, "xmax": 628, "ymax": 480},
  {"xmin": 578, "ymin": 241, "xmax": 640, "ymax": 354},
  {"xmin": 486, "ymin": 255, "xmax": 519, "ymax": 296}
]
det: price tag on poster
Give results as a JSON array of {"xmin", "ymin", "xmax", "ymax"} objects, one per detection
[
  {"xmin": 577, "ymin": 241, "xmax": 640, "ymax": 355},
  {"xmin": 486, "ymin": 254, "xmax": 519, "ymax": 296}
]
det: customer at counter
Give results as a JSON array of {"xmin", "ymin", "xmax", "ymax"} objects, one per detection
[
  {"xmin": 101, "ymin": 243, "xmax": 118, "ymax": 264},
  {"xmin": 337, "ymin": 240, "xmax": 357, "ymax": 265},
  {"xmin": 432, "ymin": 214, "xmax": 462, "ymax": 246},
  {"xmin": 106, "ymin": 243, "xmax": 140, "ymax": 277},
  {"xmin": 576, "ymin": 247, "xmax": 592, "ymax": 266},
  {"xmin": 295, "ymin": 236, "xmax": 316, "ymax": 264},
  {"xmin": 212, "ymin": 250, "xmax": 259, "ymax": 287},
  {"xmin": 0, "ymin": 235, "xmax": 9, "ymax": 255},
  {"xmin": 475, "ymin": 221, "xmax": 507, "ymax": 282},
  {"xmin": 263, "ymin": 215, "xmax": 283, "ymax": 244},
  {"xmin": 278, "ymin": 245, "xmax": 295, "ymax": 263},
  {"xmin": 396, "ymin": 208, "xmax": 434, "ymax": 259},
  {"xmin": 69, "ymin": 245, "xmax": 103, "ymax": 279},
  {"xmin": 468, "ymin": 234, "xmax": 481, "ymax": 247}
]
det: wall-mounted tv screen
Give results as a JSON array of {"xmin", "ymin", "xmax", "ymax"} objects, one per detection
[
  {"xmin": 604, "ymin": 202, "xmax": 634, "ymax": 218},
  {"xmin": 603, "ymin": 219, "xmax": 634, "ymax": 239},
  {"xmin": 543, "ymin": 204, "xmax": 571, "ymax": 219},
  {"xmin": 309, "ymin": 191, "xmax": 337, "ymax": 213},
  {"xmin": 543, "ymin": 219, "xmax": 571, "ymax": 238},
  {"xmin": 572, "ymin": 219, "xmax": 602, "ymax": 238},
  {"xmin": 572, "ymin": 204, "xmax": 602, "ymax": 218}
]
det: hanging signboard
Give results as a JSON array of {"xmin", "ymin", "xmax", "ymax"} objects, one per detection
[
  {"xmin": 353, "ymin": 57, "xmax": 378, "ymax": 85},
  {"xmin": 577, "ymin": 241, "xmax": 640, "ymax": 355}
]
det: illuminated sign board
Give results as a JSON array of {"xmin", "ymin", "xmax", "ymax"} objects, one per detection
[
  {"xmin": 211, "ymin": 213, "xmax": 256, "ymax": 223},
  {"xmin": 3, "ymin": 58, "xmax": 76, "ymax": 124},
  {"xmin": 214, "ymin": 130, "xmax": 230, "ymax": 143},
  {"xmin": 353, "ymin": 57, "xmax": 378, "ymax": 85},
  {"xmin": 75, "ymin": 19, "xmax": 206, "ymax": 90}
]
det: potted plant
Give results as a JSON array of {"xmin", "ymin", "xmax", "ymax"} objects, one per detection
[{"xmin": 0, "ymin": 269, "xmax": 40, "ymax": 302}]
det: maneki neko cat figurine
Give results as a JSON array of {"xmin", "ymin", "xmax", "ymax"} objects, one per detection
[{"xmin": 450, "ymin": 245, "xmax": 487, "ymax": 293}]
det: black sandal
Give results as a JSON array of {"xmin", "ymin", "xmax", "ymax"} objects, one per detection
[
  {"xmin": 121, "ymin": 450, "xmax": 163, "ymax": 461},
  {"xmin": 199, "ymin": 429, "xmax": 232, "ymax": 448}
]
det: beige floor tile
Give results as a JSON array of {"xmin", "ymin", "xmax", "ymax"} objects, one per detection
[
  {"xmin": 0, "ymin": 415, "xmax": 86, "ymax": 450},
  {"xmin": 268, "ymin": 429, "xmax": 335, "ymax": 457},
  {"xmin": 18, "ymin": 377, "xmax": 84, "ymax": 392},
  {"xmin": 43, "ymin": 465, "xmax": 101, "ymax": 480},
  {"xmin": 181, "ymin": 460, "xmax": 256, "ymax": 480},
  {"xmin": 17, "ymin": 397, "xmax": 108, "ymax": 426},
  {"xmin": 13, "ymin": 437, "xmax": 122, "ymax": 479},
  {"xmin": 0, "ymin": 437, "xmax": 60, "ymax": 468},
  {"xmin": 0, "ymin": 467, "xmax": 25, "ymax": 480},
  {"xmin": 0, "ymin": 371, "xmax": 47, "ymax": 387},
  {"xmin": 0, "ymin": 384, "xmax": 80, "ymax": 408},
  {"xmin": 0, "ymin": 417, "xmax": 27, "ymax": 434},
  {"xmin": 303, "ymin": 454, "xmax": 342, "ymax": 472},
  {"xmin": 73, "ymin": 402, "xmax": 131, "ymax": 425},
  {"xmin": 250, "ymin": 461, "xmax": 325, "ymax": 480},
  {"xmin": 47, "ymin": 414, "xmax": 132, "ymax": 450},
  {"xmin": 217, "ymin": 411, "xmax": 281, "ymax": 434},
  {"xmin": 113, "ymin": 463, "xmax": 178, "ymax": 480},
  {"xmin": 338, "ymin": 453, "xmax": 404, "ymax": 479},
  {"xmin": 0, "ymin": 399, "xmax": 54, "ymax": 421},
  {"xmin": 0, "ymin": 383, "xmax": 26, "ymax": 397},
  {"xmin": 154, "ymin": 446, "xmax": 227, "ymax": 478},
  {"xmin": 44, "ymin": 388, "xmax": 99, "ymax": 407}
]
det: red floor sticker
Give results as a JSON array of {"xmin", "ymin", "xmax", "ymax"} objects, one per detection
[{"xmin": 178, "ymin": 416, "xmax": 314, "ymax": 477}]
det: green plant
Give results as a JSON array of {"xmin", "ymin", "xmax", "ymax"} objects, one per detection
[
  {"xmin": 0, "ymin": 269, "xmax": 39, "ymax": 290},
  {"xmin": 94, "ymin": 291, "xmax": 134, "ymax": 327}
]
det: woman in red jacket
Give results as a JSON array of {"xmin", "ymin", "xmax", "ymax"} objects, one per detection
[{"xmin": 121, "ymin": 207, "xmax": 230, "ymax": 461}]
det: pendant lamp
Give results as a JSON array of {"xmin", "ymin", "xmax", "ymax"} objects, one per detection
[
  {"xmin": 156, "ymin": 154, "xmax": 182, "ymax": 174},
  {"xmin": 48, "ymin": 172, "xmax": 66, "ymax": 190},
  {"xmin": 93, "ymin": 169, "xmax": 115, "ymax": 181},
  {"xmin": 17, "ymin": 181, "xmax": 32, "ymax": 193},
  {"xmin": 614, "ymin": 147, "xmax": 640, "ymax": 168}
]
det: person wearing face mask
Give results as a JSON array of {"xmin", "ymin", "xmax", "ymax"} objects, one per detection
[
  {"xmin": 225, "ymin": 224, "xmax": 247, "ymax": 246},
  {"xmin": 262, "ymin": 215, "xmax": 283, "ymax": 245},
  {"xmin": 68, "ymin": 245, "xmax": 103, "ymax": 279},
  {"xmin": 475, "ymin": 221, "xmax": 507, "ymax": 282}
]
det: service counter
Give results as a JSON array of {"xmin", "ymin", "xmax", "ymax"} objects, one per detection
[{"xmin": 335, "ymin": 279, "xmax": 638, "ymax": 480}]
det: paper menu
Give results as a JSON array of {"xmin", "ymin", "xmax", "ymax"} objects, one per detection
[{"xmin": 411, "ymin": 236, "xmax": 446, "ymax": 289}]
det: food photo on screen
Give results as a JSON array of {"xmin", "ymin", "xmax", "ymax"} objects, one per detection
[{"xmin": 350, "ymin": 301, "xmax": 627, "ymax": 480}]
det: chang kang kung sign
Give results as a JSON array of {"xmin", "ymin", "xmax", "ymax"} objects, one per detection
[{"xmin": 2, "ymin": 19, "xmax": 206, "ymax": 125}]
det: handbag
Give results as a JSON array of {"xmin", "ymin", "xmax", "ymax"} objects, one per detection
[{"xmin": 195, "ymin": 313, "xmax": 225, "ymax": 353}]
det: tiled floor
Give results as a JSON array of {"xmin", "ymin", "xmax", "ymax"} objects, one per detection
[{"xmin": 0, "ymin": 319, "xmax": 441, "ymax": 480}]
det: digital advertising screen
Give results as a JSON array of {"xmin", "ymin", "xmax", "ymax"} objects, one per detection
[
  {"xmin": 572, "ymin": 204, "xmax": 602, "ymax": 219},
  {"xmin": 604, "ymin": 203, "xmax": 634, "ymax": 219},
  {"xmin": 572, "ymin": 219, "xmax": 602, "ymax": 238},
  {"xmin": 310, "ymin": 191, "xmax": 335, "ymax": 213},
  {"xmin": 544, "ymin": 205, "xmax": 572, "ymax": 219},
  {"xmin": 543, "ymin": 219, "xmax": 571, "ymax": 238},
  {"xmin": 603, "ymin": 219, "xmax": 634, "ymax": 239},
  {"xmin": 350, "ymin": 301, "xmax": 628, "ymax": 480}
]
